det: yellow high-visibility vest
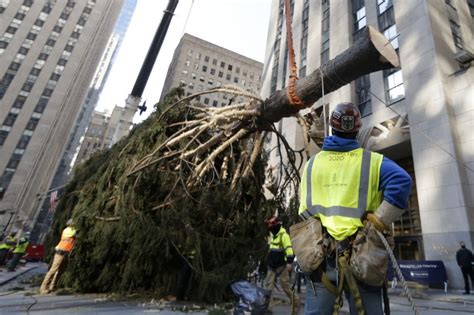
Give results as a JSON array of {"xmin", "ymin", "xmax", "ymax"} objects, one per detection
[
  {"xmin": 268, "ymin": 227, "xmax": 294, "ymax": 258},
  {"xmin": 13, "ymin": 237, "xmax": 29, "ymax": 254},
  {"xmin": 299, "ymin": 148, "xmax": 383, "ymax": 240},
  {"xmin": 0, "ymin": 236, "xmax": 17, "ymax": 250}
]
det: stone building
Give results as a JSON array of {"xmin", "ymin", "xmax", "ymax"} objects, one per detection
[
  {"xmin": 261, "ymin": 0, "xmax": 473, "ymax": 288},
  {"xmin": 0, "ymin": 0, "xmax": 123, "ymax": 233},
  {"xmin": 161, "ymin": 33, "xmax": 263, "ymax": 107}
]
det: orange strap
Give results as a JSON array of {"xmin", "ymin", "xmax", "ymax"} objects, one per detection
[{"xmin": 284, "ymin": 0, "xmax": 305, "ymax": 108}]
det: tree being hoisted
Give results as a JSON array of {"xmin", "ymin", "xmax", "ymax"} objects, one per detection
[
  {"xmin": 46, "ymin": 18, "xmax": 399, "ymax": 303},
  {"xmin": 130, "ymin": 25, "xmax": 399, "ymax": 190}
]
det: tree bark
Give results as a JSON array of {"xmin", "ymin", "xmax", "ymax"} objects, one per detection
[{"xmin": 257, "ymin": 25, "xmax": 399, "ymax": 127}]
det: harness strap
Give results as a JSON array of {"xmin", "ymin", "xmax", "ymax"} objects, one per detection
[{"xmin": 332, "ymin": 250, "xmax": 365, "ymax": 315}]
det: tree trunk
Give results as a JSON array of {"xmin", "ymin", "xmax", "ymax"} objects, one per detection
[{"xmin": 257, "ymin": 25, "xmax": 399, "ymax": 127}]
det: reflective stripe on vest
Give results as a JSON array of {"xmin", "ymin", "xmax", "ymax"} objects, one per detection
[{"xmin": 299, "ymin": 149, "xmax": 382, "ymax": 240}]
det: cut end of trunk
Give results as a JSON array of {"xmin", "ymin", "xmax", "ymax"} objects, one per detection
[{"xmin": 368, "ymin": 25, "xmax": 400, "ymax": 68}]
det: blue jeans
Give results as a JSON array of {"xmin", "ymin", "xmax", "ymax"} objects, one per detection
[{"xmin": 304, "ymin": 276, "xmax": 383, "ymax": 315}]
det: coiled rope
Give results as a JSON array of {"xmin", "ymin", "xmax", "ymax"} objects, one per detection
[{"xmin": 376, "ymin": 230, "xmax": 420, "ymax": 315}]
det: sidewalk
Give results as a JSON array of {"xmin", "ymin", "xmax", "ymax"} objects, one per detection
[
  {"xmin": 0, "ymin": 262, "xmax": 40, "ymax": 285},
  {"xmin": 271, "ymin": 286, "xmax": 474, "ymax": 314}
]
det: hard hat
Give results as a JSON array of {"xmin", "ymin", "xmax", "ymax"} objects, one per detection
[
  {"xmin": 265, "ymin": 217, "xmax": 282, "ymax": 229},
  {"xmin": 329, "ymin": 102, "xmax": 362, "ymax": 133}
]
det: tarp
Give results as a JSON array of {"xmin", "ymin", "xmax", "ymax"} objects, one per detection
[{"xmin": 230, "ymin": 280, "xmax": 270, "ymax": 315}]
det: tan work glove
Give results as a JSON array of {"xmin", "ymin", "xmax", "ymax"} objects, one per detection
[{"xmin": 366, "ymin": 200, "xmax": 405, "ymax": 232}]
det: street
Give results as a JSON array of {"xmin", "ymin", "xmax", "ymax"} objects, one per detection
[{"xmin": 1, "ymin": 263, "xmax": 473, "ymax": 314}]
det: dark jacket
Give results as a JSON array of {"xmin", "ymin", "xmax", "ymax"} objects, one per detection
[{"xmin": 456, "ymin": 248, "xmax": 473, "ymax": 269}]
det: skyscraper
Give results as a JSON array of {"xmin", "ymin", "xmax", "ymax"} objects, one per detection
[
  {"xmin": 48, "ymin": 0, "xmax": 137, "ymax": 197},
  {"xmin": 261, "ymin": 0, "xmax": 474, "ymax": 289},
  {"xmin": 0, "ymin": 0, "xmax": 124, "ymax": 234}
]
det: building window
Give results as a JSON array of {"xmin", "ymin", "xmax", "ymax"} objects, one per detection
[
  {"xmin": 212, "ymin": 58, "xmax": 217, "ymax": 65},
  {"xmin": 220, "ymin": 61, "xmax": 225, "ymax": 68},
  {"xmin": 22, "ymin": 81, "xmax": 34, "ymax": 92},
  {"xmin": 42, "ymin": 4, "xmax": 53, "ymax": 14},
  {"xmin": 3, "ymin": 113, "xmax": 17, "ymax": 126},
  {"xmin": 210, "ymin": 68, "xmax": 215, "ymax": 75},
  {"xmin": 321, "ymin": 0, "xmax": 330, "ymax": 64},
  {"xmin": 65, "ymin": 44, "xmax": 74, "ymax": 52},
  {"xmin": 212, "ymin": 100, "xmax": 218, "ymax": 107},
  {"xmin": 58, "ymin": 58, "xmax": 67, "ymax": 66},
  {"xmin": 25, "ymin": 117, "xmax": 39, "ymax": 131},
  {"xmin": 204, "ymin": 56, "xmax": 210, "ymax": 62},
  {"xmin": 204, "ymin": 98, "xmax": 209, "ymax": 105},
  {"xmin": 13, "ymin": 96, "xmax": 26, "ymax": 108},
  {"xmin": 355, "ymin": 75, "xmax": 372, "ymax": 117},
  {"xmin": 6, "ymin": 26, "xmax": 17, "ymax": 34},
  {"xmin": 42, "ymin": 88, "xmax": 54, "ymax": 97},
  {"xmin": 233, "ymin": 77, "xmax": 238, "ymax": 83},
  {"xmin": 383, "ymin": 24, "xmax": 399, "ymax": 50},
  {"xmin": 228, "ymin": 64, "xmax": 233, "ymax": 71},
  {"xmin": 191, "ymin": 73, "xmax": 196, "ymax": 79},
  {"xmin": 18, "ymin": 46, "xmax": 29, "ymax": 55},
  {"xmin": 384, "ymin": 69, "xmax": 405, "ymax": 103},
  {"xmin": 78, "ymin": 17, "xmax": 87, "ymax": 26},
  {"xmin": 50, "ymin": 73, "xmax": 60, "ymax": 81},
  {"xmin": 226, "ymin": 74, "xmax": 231, "ymax": 81},
  {"xmin": 53, "ymin": 25, "xmax": 63, "ymax": 33},
  {"xmin": 202, "ymin": 65, "xmax": 207, "ymax": 72},
  {"xmin": 377, "ymin": 0, "xmax": 392, "ymax": 15},
  {"xmin": 199, "ymin": 76, "xmax": 205, "ymax": 82},
  {"xmin": 38, "ymin": 53, "xmax": 49, "ymax": 60},
  {"xmin": 218, "ymin": 71, "xmax": 223, "ymax": 78},
  {"xmin": 182, "ymin": 69, "xmax": 188, "ymax": 76},
  {"xmin": 352, "ymin": 0, "xmax": 367, "ymax": 42},
  {"xmin": 449, "ymin": 20, "xmax": 463, "ymax": 49}
]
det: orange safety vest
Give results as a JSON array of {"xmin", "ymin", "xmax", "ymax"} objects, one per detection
[{"xmin": 55, "ymin": 227, "xmax": 76, "ymax": 252}]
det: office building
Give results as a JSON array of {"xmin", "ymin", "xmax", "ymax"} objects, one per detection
[
  {"xmin": 161, "ymin": 33, "xmax": 263, "ymax": 107},
  {"xmin": 0, "ymin": 0, "xmax": 123, "ymax": 234},
  {"xmin": 261, "ymin": 0, "xmax": 473, "ymax": 288}
]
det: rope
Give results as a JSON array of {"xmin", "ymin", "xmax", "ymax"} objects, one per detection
[
  {"xmin": 376, "ymin": 230, "xmax": 420, "ymax": 315},
  {"xmin": 283, "ymin": 0, "xmax": 305, "ymax": 107}
]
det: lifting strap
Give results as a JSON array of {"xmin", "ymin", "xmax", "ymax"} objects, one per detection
[
  {"xmin": 283, "ymin": 0, "xmax": 305, "ymax": 108},
  {"xmin": 332, "ymin": 250, "xmax": 365, "ymax": 315}
]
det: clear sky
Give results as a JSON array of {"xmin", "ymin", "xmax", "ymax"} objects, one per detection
[{"xmin": 96, "ymin": 0, "xmax": 272, "ymax": 123}]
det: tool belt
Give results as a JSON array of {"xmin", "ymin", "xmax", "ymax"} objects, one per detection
[
  {"xmin": 289, "ymin": 217, "xmax": 335, "ymax": 274},
  {"xmin": 290, "ymin": 218, "xmax": 390, "ymax": 287}
]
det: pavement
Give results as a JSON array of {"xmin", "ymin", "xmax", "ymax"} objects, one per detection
[{"xmin": 1, "ymin": 263, "xmax": 474, "ymax": 314}]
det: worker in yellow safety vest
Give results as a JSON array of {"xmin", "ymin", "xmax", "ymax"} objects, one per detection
[
  {"xmin": 263, "ymin": 216, "xmax": 299, "ymax": 313},
  {"xmin": 7, "ymin": 231, "xmax": 30, "ymax": 271},
  {"xmin": 0, "ymin": 231, "xmax": 17, "ymax": 266},
  {"xmin": 299, "ymin": 102, "xmax": 412, "ymax": 315},
  {"xmin": 40, "ymin": 219, "xmax": 77, "ymax": 294}
]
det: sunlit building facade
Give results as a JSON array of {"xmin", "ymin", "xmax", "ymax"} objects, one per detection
[
  {"xmin": 261, "ymin": 0, "xmax": 474, "ymax": 288},
  {"xmin": 161, "ymin": 33, "xmax": 263, "ymax": 107},
  {"xmin": 0, "ymin": 0, "xmax": 123, "ymax": 235}
]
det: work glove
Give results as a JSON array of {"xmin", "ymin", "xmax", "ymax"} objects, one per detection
[{"xmin": 366, "ymin": 200, "xmax": 405, "ymax": 232}]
